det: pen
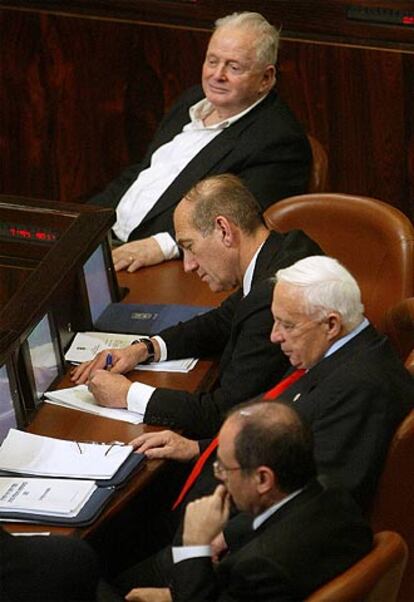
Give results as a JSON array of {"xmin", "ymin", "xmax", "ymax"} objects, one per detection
[{"xmin": 105, "ymin": 353, "xmax": 113, "ymax": 371}]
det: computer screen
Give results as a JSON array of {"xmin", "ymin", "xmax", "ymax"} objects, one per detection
[
  {"xmin": 0, "ymin": 363, "xmax": 18, "ymax": 443},
  {"xmin": 26, "ymin": 313, "xmax": 60, "ymax": 403},
  {"xmin": 83, "ymin": 244, "xmax": 113, "ymax": 324}
]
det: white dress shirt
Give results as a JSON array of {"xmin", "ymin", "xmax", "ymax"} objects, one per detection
[
  {"xmin": 112, "ymin": 95, "xmax": 267, "ymax": 257},
  {"xmin": 126, "ymin": 243, "xmax": 264, "ymax": 416}
]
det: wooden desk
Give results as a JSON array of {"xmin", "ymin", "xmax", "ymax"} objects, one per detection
[{"xmin": 5, "ymin": 260, "xmax": 229, "ymax": 536}]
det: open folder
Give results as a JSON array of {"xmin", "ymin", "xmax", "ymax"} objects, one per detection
[{"xmin": 0, "ymin": 430, "xmax": 146, "ymax": 525}]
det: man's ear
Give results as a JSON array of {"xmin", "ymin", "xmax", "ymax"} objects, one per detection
[
  {"xmin": 215, "ymin": 216, "xmax": 234, "ymax": 247},
  {"xmin": 326, "ymin": 312, "xmax": 343, "ymax": 340},
  {"xmin": 255, "ymin": 466, "xmax": 275, "ymax": 495},
  {"xmin": 259, "ymin": 65, "xmax": 276, "ymax": 93}
]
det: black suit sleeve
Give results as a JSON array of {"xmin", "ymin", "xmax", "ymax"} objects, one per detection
[
  {"xmin": 144, "ymin": 284, "xmax": 289, "ymax": 438},
  {"xmin": 171, "ymin": 554, "xmax": 296, "ymax": 602}
]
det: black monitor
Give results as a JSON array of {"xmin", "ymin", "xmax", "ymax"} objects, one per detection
[
  {"xmin": 22, "ymin": 313, "xmax": 63, "ymax": 408},
  {"xmin": 82, "ymin": 243, "xmax": 119, "ymax": 326},
  {"xmin": 0, "ymin": 360, "xmax": 25, "ymax": 443}
]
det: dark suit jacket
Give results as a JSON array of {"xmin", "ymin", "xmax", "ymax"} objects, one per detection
[
  {"xmin": 90, "ymin": 86, "xmax": 311, "ymax": 240},
  {"xmin": 143, "ymin": 230, "xmax": 322, "ymax": 437},
  {"xmin": 180, "ymin": 325, "xmax": 414, "ymax": 521},
  {"xmin": 171, "ymin": 480, "xmax": 373, "ymax": 602},
  {"xmin": 0, "ymin": 527, "xmax": 99, "ymax": 601},
  {"xmin": 280, "ymin": 325, "xmax": 414, "ymax": 508}
]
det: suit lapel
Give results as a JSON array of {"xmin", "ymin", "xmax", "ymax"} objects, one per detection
[
  {"xmin": 281, "ymin": 325, "xmax": 381, "ymax": 404},
  {"xmin": 142, "ymin": 92, "xmax": 277, "ymax": 224}
]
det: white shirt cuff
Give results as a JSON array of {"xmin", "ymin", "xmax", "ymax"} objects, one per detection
[
  {"xmin": 127, "ymin": 381, "xmax": 155, "ymax": 414},
  {"xmin": 153, "ymin": 233, "xmax": 180, "ymax": 260},
  {"xmin": 172, "ymin": 545, "xmax": 212, "ymax": 564},
  {"xmin": 153, "ymin": 336, "xmax": 168, "ymax": 362}
]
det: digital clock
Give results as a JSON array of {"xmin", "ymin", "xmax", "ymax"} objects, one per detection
[{"xmin": 0, "ymin": 222, "xmax": 59, "ymax": 244}]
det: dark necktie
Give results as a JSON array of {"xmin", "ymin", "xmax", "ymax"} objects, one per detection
[{"xmin": 171, "ymin": 368, "xmax": 306, "ymax": 510}]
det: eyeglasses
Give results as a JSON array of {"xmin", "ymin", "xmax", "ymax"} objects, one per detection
[
  {"xmin": 213, "ymin": 459, "xmax": 245, "ymax": 478},
  {"xmin": 75, "ymin": 440, "xmax": 127, "ymax": 457}
]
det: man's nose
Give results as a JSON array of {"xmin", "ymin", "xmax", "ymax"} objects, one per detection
[
  {"xmin": 270, "ymin": 323, "xmax": 284, "ymax": 344},
  {"xmin": 212, "ymin": 63, "xmax": 227, "ymax": 79},
  {"xmin": 183, "ymin": 252, "xmax": 198, "ymax": 273}
]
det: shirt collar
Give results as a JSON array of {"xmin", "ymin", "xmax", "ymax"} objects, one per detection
[
  {"xmin": 243, "ymin": 242, "xmax": 265, "ymax": 296},
  {"xmin": 189, "ymin": 93, "xmax": 268, "ymax": 130},
  {"xmin": 324, "ymin": 317, "xmax": 370, "ymax": 359},
  {"xmin": 253, "ymin": 488, "xmax": 304, "ymax": 530}
]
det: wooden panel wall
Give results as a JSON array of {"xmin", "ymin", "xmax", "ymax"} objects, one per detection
[{"xmin": 0, "ymin": 2, "xmax": 413, "ymax": 219}]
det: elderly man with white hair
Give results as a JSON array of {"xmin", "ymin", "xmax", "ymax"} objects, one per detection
[
  {"xmin": 90, "ymin": 11, "xmax": 310, "ymax": 272},
  {"xmin": 267, "ymin": 255, "xmax": 413, "ymax": 507}
]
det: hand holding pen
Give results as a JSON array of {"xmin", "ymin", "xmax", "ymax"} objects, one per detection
[{"xmin": 105, "ymin": 353, "xmax": 113, "ymax": 371}]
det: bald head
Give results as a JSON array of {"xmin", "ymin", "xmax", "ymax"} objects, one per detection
[{"xmin": 226, "ymin": 400, "xmax": 316, "ymax": 493}]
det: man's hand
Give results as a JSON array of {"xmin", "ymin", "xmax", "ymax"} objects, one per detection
[
  {"xmin": 71, "ymin": 344, "xmax": 149, "ymax": 384},
  {"xmin": 183, "ymin": 484, "xmax": 230, "ymax": 546},
  {"xmin": 112, "ymin": 238, "xmax": 165, "ymax": 272},
  {"xmin": 88, "ymin": 371, "xmax": 131, "ymax": 408},
  {"xmin": 125, "ymin": 587, "xmax": 172, "ymax": 602},
  {"xmin": 210, "ymin": 531, "xmax": 228, "ymax": 564},
  {"xmin": 130, "ymin": 430, "xmax": 200, "ymax": 462}
]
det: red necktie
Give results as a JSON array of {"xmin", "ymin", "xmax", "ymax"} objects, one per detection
[
  {"xmin": 263, "ymin": 368, "xmax": 306, "ymax": 400},
  {"xmin": 171, "ymin": 368, "xmax": 306, "ymax": 510}
]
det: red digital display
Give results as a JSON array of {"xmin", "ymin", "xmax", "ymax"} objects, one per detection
[{"xmin": 0, "ymin": 223, "xmax": 59, "ymax": 244}]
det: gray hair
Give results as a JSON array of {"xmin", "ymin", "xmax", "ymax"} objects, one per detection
[
  {"xmin": 215, "ymin": 12, "xmax": 280, "ymax": 66},
  {"xmin": 183, "ymin": 174, "xmax": 263, "ymax": 236},
  {"xmin": 275, "ymin": 256, "xmax": 364, "ymax": 330}
]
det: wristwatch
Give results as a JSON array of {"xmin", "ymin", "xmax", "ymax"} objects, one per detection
[{"xmin": 131, "ymin": 338, "xmax": 156, "ymax": 364}]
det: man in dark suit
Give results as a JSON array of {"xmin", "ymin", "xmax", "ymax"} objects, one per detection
[
  {"xmin": 131, "ymin": 255, "xmax": 413, "ymax": 506},
  {"xmin": 126, "ymin": 401, "xmax": 372, "ymax": 602},
  {"xmin": 0, "ymin": 527, "xmax": 100, "ymax": 601},
  {"xmin": 73, "ymin": 174, "xmax": 322, "ymax": 438},
  {"xmin": 266, "ymin": 254, "xmax": 414, "ymax": 508},
  {"xmin": 90, "ymin": 12, "xmax": 310, "ymax": 272}
]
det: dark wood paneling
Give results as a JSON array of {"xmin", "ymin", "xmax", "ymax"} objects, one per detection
[
  {"xmin": 0, "ymin": 265, "xmax": 32, "ymax": 311},
  {"xmin": 277, "ymin": 40, "xmax": 414, "ymax": 216},
  {"xmin": 0, "ymin": 3, "xmax": 413, "ymax": 218}
]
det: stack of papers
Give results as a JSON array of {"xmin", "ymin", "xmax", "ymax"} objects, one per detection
[
  {"xmin": 0, "ymin": 478, "xmax": 97, "ymax": 518},
  {"xmin": 65, "ymin": 332, "xmax": 197, "ymax": 373},
  {"xmin": 0, "ymin": 430, "xmax": 140, "ymax": 524},
  {"xmin": 44, "ymin": 385, "xmax": 143, "ymax": 424},
  {"xmin": 0, "ymin": 430, "xmax": 133, "ymax": 479}
]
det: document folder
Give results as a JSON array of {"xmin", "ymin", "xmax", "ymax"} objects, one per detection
[
  {"xmin": 0, "ymin": 486, "xmax": 115, "ymax": 526},
  {"xmin": 94, "ymin": 303, "xmax": 211, "ymax": 335}
]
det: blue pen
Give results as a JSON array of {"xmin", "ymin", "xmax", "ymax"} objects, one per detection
[{"xmin": 105, "ymin": 353, "xmax": 113, "ymax": 371}]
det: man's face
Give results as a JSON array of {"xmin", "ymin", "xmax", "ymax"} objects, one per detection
[
  {"xmin": 216, "ymin": 417, "xmax": 257, "ymax": 513},
  {"xmin": 174, "ymin": 201, "xmax": 238, "ymax": 293},
  {"xmin": 270, "ymin": 282, "xmax": 339, "ymax": 369},
  {"xmin": 202, "ymin": 26, "xmax": 274, "ymax": 117}
]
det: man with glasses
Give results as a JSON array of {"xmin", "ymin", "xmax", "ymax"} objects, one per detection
[{"xmin": 127, "ymin": 401, "xmax": 372, "ymax": 601}]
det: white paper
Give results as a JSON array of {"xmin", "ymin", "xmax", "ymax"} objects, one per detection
[
  {"xmin": 65, "ymin": 332, "xmax": 197, "ymax": 373},
  {"xmin": 44, "ymin": 385, "xmax": 143, "ymax": 425},
  {"xmin": 0, "ymin": 429, "xmax": 133, "ymax": 479},
  {"xmin": 0, "ymin": 477, "xmax": 97, "ymax": 517},
  {"xmin": 64, "ymin": 332, "xmax": 138, "ymax": 363}
]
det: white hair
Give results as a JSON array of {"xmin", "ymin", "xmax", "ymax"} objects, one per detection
[
  {"xmin": 215, "ymin": 12, "xmax": 280, "ymax": 66},
  {"xmin": 275, "ymin": 256, "xmax": 365, "ymax": 330}
]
